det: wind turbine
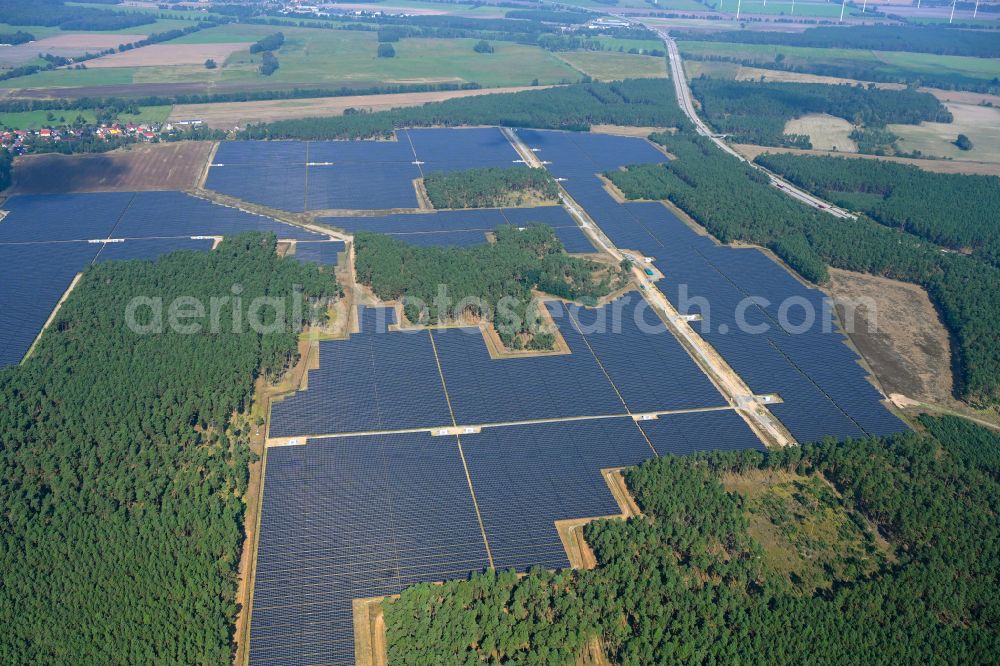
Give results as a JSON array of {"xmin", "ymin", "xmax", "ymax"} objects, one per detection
[
  {"xmin": 949, "ymin": 0, "xmax": 957, "ymax": 23},
  {"xmin": 974, "ymin": 0, "xmax": 980, "ymax": 18},
  {"xmin": 839, "ymin": 0, "xmax": 847, "ymax": 21},
  {"xmin": 736, "ymin": 0, "xmax": 742, "ymax": 20}
]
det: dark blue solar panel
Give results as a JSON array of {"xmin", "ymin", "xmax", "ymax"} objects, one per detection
[
  {"xmin": 250, "ymin": 431, "xmax": 489, "ymax": 666},
  {"xmin": 214, "ymin": 140, "xmax": 306, "ymax": 165},
  {"xmin": 432, "ymin": 310, "xmax": 625, "ymax": 424},
  {"xmin": 307, "ymin": 139, "xmax": 415, "ymax": 164},
  {"xmin": 205, "ymin": 162, "xmax": 307, "ymax": 212},
  {"xmin": 640, "ymin": 409, "xmax": 766, "ymax": 456},
  {"xmin": 114, "ymin": 192, "xmax": 321, "ymax": 240},
  {"xmin": 406, "ymin": 128, "xmax": 522, "ymax": 172},
  {"xmin": 0, "ymin": 192, "xmax": 131, "ymax": 242},
  {"xmin": 390, "ymin": 230, "xmax": 490, "ymax": 247},
  {"xmin": 554, "ymin": 296, "xmax": 727, "ymax": 413},
  {"xmin": 322, "ymin": 210, "xmax": 506, "ymax": 235},
  {"xmin": 0, "ymin": 242, "xmax": 100, "ymax": 367},
  {"xmin": 294, "ymin": 240, "xmax": 345, "ymax": 266},
  {"xmin": 463, "ymin": 418, "xmax": 655, "ymax": 571},
  {"xmin": 269, "ymin": 319, "xmax": 452, "ymax": 437},
  {"xmin": 306, "ymin": 162, "xmax": 421, "ymax": 211},
  {"xmin": 94, "ymin": 237, "xmax": 213, "ymax": 263},
  {"xmin": 552, "ymin": 226, "xmax": 596, "ymax": 253}
]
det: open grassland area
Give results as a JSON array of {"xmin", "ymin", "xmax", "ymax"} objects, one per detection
[
  {"xmin": 1, "ymin": 27, "xmax": 580, "ymax": 93},
  {"xmin": 678, "ymin": 41, "xmax": 1000, "ymax": 83},
  {"xmin": 327, "ymin": 0, "xmax": 505, "ymax": 15},
  {"xmin": 556, "ymin": 51, "xmax": 667, "ymax": 81},
  {"xmin": 784, "ymin": 113, "xmax": 856, "ymax": 151},
  {"xmin": 167, "ymin": 86, "xmax": 543, "ymax": 128},
  {"xmin": 723, "ymin": 468, "xmax": 893, "ymax": 594},
  {"xmin": 9, "ymin": 141, "xmax": 214, "ymax": 194},
  {"xmin": 890, "ymin": 102, "xmax": 1000, "ymax": 163}
]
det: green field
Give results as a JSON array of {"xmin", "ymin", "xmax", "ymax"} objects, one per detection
[
  {"xmin": 590, "ymin": 37, "xmax": 667, "ymax": 53},
  {"xmin": 0, "ymin": 22, "xmax": 63, "ymax": 40},
  {"xmin": 557, "ymin": 51, "xmax": 667, "ymax": 81},
  {"xmin": 1, "ymin": 28, "xmax": 582, "ymax": 91},
  {"xmin": 213, "ymin": 29, "xmax": 581, "ymax": 88},
  {"xmin": 678, "ymin": 40, "xmax": 1000, "ymax": 82}
]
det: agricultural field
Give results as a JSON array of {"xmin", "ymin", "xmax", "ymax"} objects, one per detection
[
  {"xmin": 165, "ymin": 86, "xmax": 542, "ymax": 129},
  {"xmin": 1, "ymin": 27, "xmax": 581, "ymax": 93},
  {"xmin": 9, "ymin": 141, "xmax": 213, "ymax": 194},
  {"xmin": 557, "ymin": 50, "xmax": 668, "ymax": 81},
  {"xmin": 677, "ymin": 40, "xmax": 1000, "ymax": 84}
]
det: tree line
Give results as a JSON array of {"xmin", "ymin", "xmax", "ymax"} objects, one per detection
[
  {"xmin": 240, "ymin": 79, "xmax": 685, "ymax": 140},
  {"xmin": 606, "ymin": 129, "xmax": 1000, "ymax": 406},
  {"xmin": 0, "ymin": 30, "xmax": 34, "ymax": 45},
  {"xmin": 689, "ymin": 79, "xmax": 952, "ymax": 147},
  {"xmin": 354, "ymin": 225, "xmax": 626, "ymax": 350},
  {"xmin": 754, "ymin": 153, "xmax": 1000, "ymax": 265},
  {"xmin": 0, "ymin": 233, "xmax": 337, "ymax": 663},
  {"xmin": 424, "ymin": 167, "xmax": 559, "ymax": 209},
  {"xmin": 385, "ymin": 415, "xmax": 1000, "ymax": 664},
  {"xmin": 672, "ymin": 24, "xmax": 1000, "ymax": 58},
  {"xmin": 0, "ymin": 0, "xmax": 155, "ymax": 31},
  {"xmin": 249, "ymin": 31, "xmax": 284, "ymax": 54}
]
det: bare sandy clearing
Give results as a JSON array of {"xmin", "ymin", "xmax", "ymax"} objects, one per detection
[
  {"xmin": 85, "ymin": 42, "xmax": 252, "ymax": 68},
  {"xmin": 827, "ymin": 268, "xmax": 953, "ymax": 405}
]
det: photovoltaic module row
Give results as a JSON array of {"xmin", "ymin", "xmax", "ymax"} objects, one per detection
[
  {"xmin": 320, "ymin": 206, "xmax": 595, "ymax": 252},
  {"xmin": 207, "ymin": 128, "xmax": 526, "ymax": 213},
  {"xmin": 293, "ymin": 240, "xmax": 345, "ymax": 267},
  {"xmin": 250, "ymin": 411, "xmax": 767, "ymax": 665},
  {"xmin": 510, "ymin": 129, "xmax": 906, "ymax": 443},
  {"xmin": 250, "ymin": 431, "xmax": 489, "ymax": 666}
]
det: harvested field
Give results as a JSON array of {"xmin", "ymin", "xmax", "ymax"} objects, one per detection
[
  {"xmin": 827, "ymin": 268, "xmax": 954, "ymax": 405},
  {"xmin": 167, "ymin": 86, "xmax": 547, "ymax": 128},
  {"xmin": 9, "ymin": 142, "xmax": 215, "ymax": 194},
  {"xmin": 84, "ymin": 42, "xmax": 252, "ymax": 68},
  {"xmin": 784, "ymin": 113, "xmax": 857, "ymax": 151},
  {"xmin": 733, "ymin": 143, "xmax": 1000, "ymax": 176},
  {"xmin": 0, "ymin": 33, "xmax": 148, "ymax": 67}
]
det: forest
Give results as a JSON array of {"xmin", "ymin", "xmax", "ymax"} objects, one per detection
[
  {"xmin": 385, "ymin": 415, "xmax": 1000, "ymax": 664},
  {"xmin": 240, "ymin": 79, "xmax": 686, "ymax": 140},
  {"xmin": 0, "ymin": 233, "xmax": 337, "ymax": 664},
  {"xmin": 424, "ymin": 167, "xmax": 559, "ymax": 209},
  {"xmin": 0, "ymin": 0, "xmax": 155, "ymax": 30},
  {"xmin": 0, "ymin": 30, "xmax": 33, "ymax": 45},
  {"xmin": 605, "ymin": 129, "xmax": 1000, "ymax": 406},
  {"xmin": 672, "ymin": 25, "xmax": 1000, "ymax": 58},
  {"xmin": 689, "ymin": 79, "xmax": 951, "ymax": 147},
  {"xmin": 0, "ymin": 148, "xmax": 12, "ymax": 191},
  {"xmin": 354, "ymin": 226, "xmax": 627, "ymax": 349},
  {"xmin": 753, "ymin": 153, "xmax": 1000, "ymax": 264}
]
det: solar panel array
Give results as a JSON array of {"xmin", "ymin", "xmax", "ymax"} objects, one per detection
[
  {"xmin": 293, "ymin": 240, "xmax": 345, "ymax": 266},
  {"xmin": 463, "ymin": 418, "xmax": 654, "ymax": 571},
  {"xmin": 0, "ymin": 191, "xmax": 321, "ymax": 369},
  {"xmin": 207, "ymin": 128, "xmax": 525, "ymax": 213},
  {"xmin": 251, "ymin": 431, "xmax": 490, "ymax": 666},
  {"xmin": 640, "ymin": 409, "xmax": 766, "ymax": 456},
  {"xmin": 269, "ymin": 326, "xmax": 453, "ymax": 438},
  {"xmin": 515, "ymin": 129, "xmax": 907, "ymax": 443},
  {"xmin": 320, "ymin": 205, "xmax": 595, "ymax": 252}
]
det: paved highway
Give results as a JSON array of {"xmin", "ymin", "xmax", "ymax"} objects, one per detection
[{"xmin": 658, "ymin": 30, "xmax": 857, "ymax": 221}]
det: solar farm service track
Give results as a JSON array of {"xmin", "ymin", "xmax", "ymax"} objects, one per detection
[{"xmin": 0, "ymin": 191, "xmax": 324, "ymax": 369}]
